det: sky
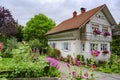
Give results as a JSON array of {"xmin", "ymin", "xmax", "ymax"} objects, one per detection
[{"xmin": 0, "ymin": 0, "xmax": 120, "ymax": 26}]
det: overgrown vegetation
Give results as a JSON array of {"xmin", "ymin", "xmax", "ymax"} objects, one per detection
[{"xmin": 0, "ymin": 41, "xmax": 60, "ymax": 78}]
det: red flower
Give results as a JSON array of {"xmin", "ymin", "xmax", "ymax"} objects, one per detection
[
  {"xmin": 103, "ymin": 50, "xmax": 109, "ymax": 54},
  {"xmin": 104, "ymin": 32, "xmax": 110, "ymax": 36}
]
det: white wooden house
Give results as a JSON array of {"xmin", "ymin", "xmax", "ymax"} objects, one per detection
[{"xmin": 45, "ymin": 4, "xmax": 116, "ymax": 63}]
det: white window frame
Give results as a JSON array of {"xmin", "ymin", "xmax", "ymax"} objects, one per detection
[
  {"xmin": 62, "ymin": 42, "xmax": 71, "ymax": 51},
  {"xmin": 91, "ymin": 24, "xmax": 99, "ymax": 34},
  {"xmin": 90, "ymin": 43, "xmax": 98, "ymax": 51},
  {"xmin": 101, "ymin": 44, "xmax": 107, "ymax": 51}
]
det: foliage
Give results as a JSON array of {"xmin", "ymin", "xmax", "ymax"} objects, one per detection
[
  {"xmin": 76, "ymin": 55, "xmax": 84, "ymax": 64},
  {"xmin": 15, "ymin": 24, "xmax": 24, "ymax": 42},
  {"xmin": 47, "ymin": 47, "xmax": 61, "ymax": 59},
  {"xmin": 28, "ymin": 39, "xmax": 42, "ymax": 52},
  {"xmin": 0, "ymin": 6, "xmax": 17, "ymax": 37},
  {"xmin": 96, "ymin": 54, "xmax": 120, "ymax": 74},
  {"xmin": 24, "ymin": 13, "xmax": 55, "ymax": 41},
  {"xmin": 111, "ymin": 35, "xmax": 120, "ymax": 55},
  {"xmin": 1, "ymin": 38, "xmax": 18, "ymax": 57},
  {"xmin": 0, "ymin": 43, "xmax": 60, "ymax": 78}
]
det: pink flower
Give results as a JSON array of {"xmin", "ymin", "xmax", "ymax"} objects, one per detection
[
  {"xmin": 77, "ymin": 61, "xmax": 81, "ymax": 67},
  {"xmin": 72, "ymin": 71, "xmax": 76, "ymax": 76},
  {"xmin": 91, "ymin": 50, "xmax": 100, "ymax": 57},
  {"xmin": 66, "ymin": 63, "xmax": 70, "ymax": 68},
  {"xmin": 46, "ymin": 57, "xmax": 60, "ymax": 69},
  {"xmin": 93, "ymin": 65, "xmax": 97, "ymax": 70}
]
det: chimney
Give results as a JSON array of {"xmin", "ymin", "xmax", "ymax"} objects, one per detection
[
  {"xmin": 81, "ymin": 8, "xmax": 86, "ymax": 14},
  {"xmin": 73, "ymin": 11, "xmax": 77, "ymax": 17}
]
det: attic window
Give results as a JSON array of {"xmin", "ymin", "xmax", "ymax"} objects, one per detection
[{"xmin": 96, "ymin": 14, "xmax": 105, "ymax": 20}]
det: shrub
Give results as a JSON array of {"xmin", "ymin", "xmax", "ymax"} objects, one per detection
[
  {"xmin": 76, "ymin": 55, "xmax": 84, "ymax": 64},
  {"xmin": 1, "ymin": 38, "xmax": 18, "ymax": 58},
  {"xmin": 47, "ymin": 47, "xmax": 61, "ymax": 59}
]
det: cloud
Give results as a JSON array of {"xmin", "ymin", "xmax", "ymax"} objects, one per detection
[{"xmin": 0, "ymin": 0, "xmax": 120, "ymax": 26}]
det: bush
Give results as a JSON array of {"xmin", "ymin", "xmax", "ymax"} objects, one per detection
[
  {"xmin": 1, "ymin": 38, "xmax": 18, "ymax": 58},
  {"xmin": 47, "ymin": 47, "xmax": 61, "ymax": 59},
  {"xmin": 76, "ymin": 55, "xmax": 84, "ymax": 63}
]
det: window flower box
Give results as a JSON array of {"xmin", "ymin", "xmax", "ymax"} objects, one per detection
[
  {"xmin": 91, "ymin": 50, "xmax": 100, "ymax": 57},
  {"xmin": 103, "ymin": 50, "xmax": 109, "ymax": 54},
  {"xmin": 93, "ymin": 30, "xmax": 101, "ymax": 35},
  {"xmin": 104, "ymin": 32, "xmax": 110, "ymax": 36}
]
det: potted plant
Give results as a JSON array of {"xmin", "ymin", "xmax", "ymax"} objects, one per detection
[
  {"xmin": 93, "ymin": 29, "xmax": 101, "ymax": 35},
  {"xmin": 104, "ymin": 32, "xmax": 110, "ymax": 36},
  {"xmin": 103, "ymin": 50, "xmax": 109, "ymax": 54}
]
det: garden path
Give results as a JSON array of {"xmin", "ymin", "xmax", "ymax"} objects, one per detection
[{"xmin": 59, "ymin": 61, "xmax": 120, "ymax": 80}]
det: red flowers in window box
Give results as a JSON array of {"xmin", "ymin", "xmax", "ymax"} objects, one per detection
[
  {"xmin": 103, "ymin": 50, "xmax": 109, "ymax": 54},
  {"xmin": 91, "ymin": 50, "xmax": 100, "ymax": 57},
  {"xmin": 104, "ymin": 32, "xmax": 110, "ymax": 36},
  {"xmin": 93, "ymin": 30, "xmax": 101, "ymax": 35}
]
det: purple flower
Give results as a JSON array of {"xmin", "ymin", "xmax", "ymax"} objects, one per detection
[
  {"xmin": 72, "ymin": 71, "xmax": 76, "ymax": 76},
  {"xmin": 46, "ymin": 57, "xmax": 60, "ymax": 69},
  {"xmin": 94, "ymin": 30, "xmax": 101, "ymax": 35},
  {"xmin": 77, "ymin": 61, "xmax": 81, "ymax": 67},
  {"xmin": 93, "ymin": 65, "xmax": 97, "ymax": 70}
]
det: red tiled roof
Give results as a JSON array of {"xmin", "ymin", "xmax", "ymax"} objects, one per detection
[{"xmin": 46, "ymin": 4, "xmax": 106, "ymax": 35}]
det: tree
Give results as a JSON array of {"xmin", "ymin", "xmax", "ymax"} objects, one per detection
[
  {"xmin": 0, "ymin": 6, "xmax": 17, "ymax": 37},
  {"xmin": 15, "ymin": 24, "xmax": 24, "ymax": 41},
  {"xmin": 24, "ymin": 13, "xmax": 55, "ymax": 41}
]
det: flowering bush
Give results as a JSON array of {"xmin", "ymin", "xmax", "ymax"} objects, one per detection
[
  {"xmin": 91, "ymin": 50, "xmax": 100, "ymax": 57},
  {"xmin": 104, "ymin": 32, "xmax": 110, "ymax": 36},
  {"xmin": 93, "ymin": 29, "xmax": 101, "ymax": 35},
  {"xmin": 66, "ymin": 57, "xmax": 97, "ymax": 80},
  {"xmin": 103, "ymin": 50, "xmax": 109, "ymax": 54},
  {"xmin": 46, "ymin": 57, "xmax": 60, "ymax": 69},
  {"xmin": 46, "ymin": 57, "xmax": 60, "ymax": 77}
]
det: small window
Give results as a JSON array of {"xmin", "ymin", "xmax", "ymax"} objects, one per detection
[
  {"xmin": 101, "ymin": 44, "xmax": 107, "ymax": 51},
  {"xmin": 82, "ymin": 43, "xmax": 85, "ymax": 51},
  {"xmin": 52, "ymin": 43, "xmax": 56, "ymax": 48},
  {"xmin": 63, "ymin": 42, "xmax": 71, "ymax": 51},
  {"xmin": 90, "ymin": 43, "xmax": 98, "ymax": 51},
  {"xmin": 102, "ymin": 27, "xmax": 108, "ymax": 34},
  {"xmin": 91, "ymin": 24, "xmax": 99, "ymax": 33}
]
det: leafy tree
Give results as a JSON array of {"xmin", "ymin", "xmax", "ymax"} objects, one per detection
[
  {"xmin": 24, "ymin": 13, "xmax": 55, "ymax": 41},
  {"xmin": 0, "ymin": 6, "xmax": 17, "ymax": 37},
  {"xmin": 15, "ymin": 24, "xmax": 24, "ymax": 41}
]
